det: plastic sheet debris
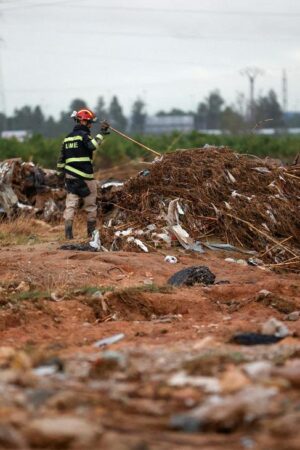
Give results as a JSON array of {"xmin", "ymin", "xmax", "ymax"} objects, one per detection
[
  {"xmin": 168, "ymin": 266, "xmax": 216, "ymax": 287},
  {"xmin": 101, "ymin": 181, "xmax": 124, "ymax": 189},
  {"xmin": 164, "ymin": 255, "xmax": 178, "ymax": 264},
  {"xmin": 166, "ymin": 199, "xmax": 184, "ymax": 226},
  {"xmin": 138, "ymin": 169, "xmax": 150, "ymax": 177},
  {"xmin": 89, "ymin": 230, "xmax": 101, "ymax": 251},
  {"xmin": 60, "ymin": 230, "xmax": 103, "ymax": 252},
  {"xmin": 115, "ymin": 228, "xmax": 133, "ymax": 237},
  {"xmin": 231, "ymin": 332, "xmax": 284, "ymax": 346},
  {"xmin": 204, "ymin": 242, "xmax": 255, "ymax": 254},
  {"xmin": 93, "ymin": 333, "xmax": 125, "ymax": 348},
  {"xmin": 127, "ymin": 237, "xmax": 149, "ymax": 252},
  {"xmin": 152, "ymin": 232, "xmax": 172, "ymax": 246},
  {"xmin": 170, "ymin": 225, "xmax": 204, "ymax": 253},
  {"xmin": 33, "ymin": 357, "xmax": 64, "ymax": 377}
]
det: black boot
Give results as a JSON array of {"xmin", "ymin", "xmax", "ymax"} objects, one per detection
[
  {"xmin": 65, "ymin": 220, "xmax": 74, "ymax": 240},
  {"xmin": 87, "ymin": 220, "xmax": 96, "ymax": 238}
]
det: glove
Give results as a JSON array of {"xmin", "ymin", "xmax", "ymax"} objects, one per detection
[{"xmin": 100, "ymin": 120, "xmax": 110, "ymax": 135}]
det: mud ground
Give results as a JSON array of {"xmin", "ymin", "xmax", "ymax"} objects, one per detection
[{"xmin": 0, "ymin": 227, "xmax": 299, "ymax": 449}]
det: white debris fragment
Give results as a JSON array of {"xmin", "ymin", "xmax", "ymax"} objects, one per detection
[
  {"xmin": 101, "ymin": 181, "xmax": 124, "ymax": 189},
  {"xmin": 226, "ymin": 170, "xmax": 236, "ymax": 183},
  {"xmin": 169, "ymin": 224, "xmax": 204, "ymax": 253},
  {"xmin": 261, "ymin": 317, "xmax": 290, "ymax": 338},
  {"xmin": 89, "ymin": 230, "xmax": 101, "ymax": 251},
  {"xmin": 164, "ymin": 255, "xmax": 178, "ymax": 264},
  {"xmin": 169, "ymin": 371, "xmax": 220, "ymax": 393},
  {"xmin": 115, "ymin": 228, "xmax": 133, "ymax": 237},
  {"xmin": 231, "ymin": 191, "xmax": 254, "ymax": 202},
  {"xmin": 127, "ymin": 237, "xmax": 149, "ymax": 253},
  {"xmin": 252, "ymin": 167, "xmax": 270, "ymax": 174}
]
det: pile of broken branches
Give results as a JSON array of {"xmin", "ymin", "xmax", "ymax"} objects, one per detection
[
  {"xmin": 100, "ymin": 147, "xmax": 300, "ymax": 271},
  {"xmin": 0, "ymin": 158, "xmax": 65, "ymax": 222}
]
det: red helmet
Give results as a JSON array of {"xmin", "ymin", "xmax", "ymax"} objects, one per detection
[{"xmin": 71, "ymin": 109, "xmax": 97, "ymax": 123}]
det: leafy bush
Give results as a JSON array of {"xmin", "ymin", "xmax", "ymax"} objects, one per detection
[{"xmin": 0, "ymin": 132, "xmax": 299, "ymax": 169}]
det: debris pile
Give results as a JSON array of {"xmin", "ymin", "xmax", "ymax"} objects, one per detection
[
  {"xmin": 101, "ymin": 147, "xmax": 300, "ymax": 270},
  {"xmin": 0, "ymin": 158, "xmax": 65, "ymax": 221}
]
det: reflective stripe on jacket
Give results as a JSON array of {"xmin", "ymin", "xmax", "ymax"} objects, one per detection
[{"xmin": 57, "ymin": 124, "xmax": 102, "ymax": 180}]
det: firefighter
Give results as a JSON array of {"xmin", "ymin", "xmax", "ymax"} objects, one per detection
[{"xmin": 57, "ymin": 109, "xmax": 110, "ymax": 239}]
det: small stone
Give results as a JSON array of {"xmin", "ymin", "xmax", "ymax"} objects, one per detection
[
  {"xmin": 258, "ymin": 289, "xmax": 272, "ymax": 297},
  {"xmin": 285, "ymin": 311, "xmax": 300, "ymax": 321},
  {"xmin": 220, "ymin": 366, "xmax": 250, "ymax": 394},
  {"xmin": 236, "ymin": 259, "xmax": 248, "ymax": 266},
  {"xmin": 225, "ymin": 258, "xmax": 235, "ymax": 263},
  {"xmin": 243, "ymin": 361, "xmax": 272, "ymax": 380},
  {"xmin": 50, "ymin": 292, "xmax": 63, "ymax": 302},
  {"xmin": 91, "ymin": 290, "xmax": 103, "ymax": 299},
  {"xmin": 15, "ymin": 281, "xmax": 30, "ymax": 292},
  {"xmin": 261, "ymin": 317, "xmax": 289, "ymax": 338},
  {"xmin": 25, "ymin": 416, "xmax": 101, "ymax": 447},
  {"xmin": 272, "ymin": 359, "xmax": 300, "ymax": 387},
  {"xmin": 0, "ymin": 424, "xmax": 26, "ymax": 449},
  {"xmin": 89, "ymin": 351, "xmax": 126, "ymax": 378}
]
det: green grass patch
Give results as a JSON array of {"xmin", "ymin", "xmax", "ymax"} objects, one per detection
[{"xmin": 0, "ymin": 232, "xmax": 41, "ymax": 246}]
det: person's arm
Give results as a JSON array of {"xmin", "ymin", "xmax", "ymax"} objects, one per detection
[
  {"xmin": 56, "ymin": 143, "xmax": 66, "ymax": 174},
  {"xmin": 83, "ymin": 133, "xmax": 104, "ymax": 152},
  {"xmin": 83, "ymin": 121, "xmax": 110, "ymax": 152}
]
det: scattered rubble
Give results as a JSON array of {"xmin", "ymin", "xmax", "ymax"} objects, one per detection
[
  {"xmin": 100, "ymin": 147, "xmax": 300, "ymax": 271},
  {"xmin": 1, "ymin": 147, "xmax": 300, "ymax": 271}
]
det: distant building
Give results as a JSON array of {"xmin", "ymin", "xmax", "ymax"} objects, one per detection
[
  {"xmin": 198, "ymin": 129, "xmax": 223, "ymax": 136},
  {"xmin": 255, "ymin": 128, "xmax": 300, "ymax": 135},
  {"xmin": 1, "ymin": 130, "xmax": 32, "ymax": 142},
  {"xmin": 145, "ymin": 115, "xmax": 194, "ymax": 134}
]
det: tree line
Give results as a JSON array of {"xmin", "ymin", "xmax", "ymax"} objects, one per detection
[{"xmin": 0, "ymin": 89, "xmax": 299, "ymax": 138}]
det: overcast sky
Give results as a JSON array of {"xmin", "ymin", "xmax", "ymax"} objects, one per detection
[{"xmin": 1, "ymin": 0, "xmax": 300, "ymax": 118}]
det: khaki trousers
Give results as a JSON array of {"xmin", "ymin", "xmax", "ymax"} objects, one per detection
[{"xmin": 63, "ymin": 177, "xmax": 98, "ymax": 222}]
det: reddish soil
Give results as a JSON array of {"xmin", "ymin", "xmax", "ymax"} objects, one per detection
[{"xmin": 0, "ymin": 238, "xmax": 299, "ymax": 449}]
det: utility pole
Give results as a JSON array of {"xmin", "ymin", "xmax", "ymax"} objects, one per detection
[
  {"xmin": 282, "ymin": 69, "xmax": 288, "ymax": 113},
  {"xmin": 240, "ymin": 67, "xmax": 263, "ymax": 123},
  {"xmin": 0, "ymin": 41, "xmax": 7, "ymax": 131}
]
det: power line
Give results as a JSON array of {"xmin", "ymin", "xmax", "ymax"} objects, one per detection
[
  {"xmin": 0, "ymin": 0, "xmax": 76, "ymax": 11},
  {"xmin": 53, "ymin": 29, "xmax": 300, "ymax": 43},
  {"xmin": 1, "ymin": 1, "xmax": 300, "ymax": 17}
]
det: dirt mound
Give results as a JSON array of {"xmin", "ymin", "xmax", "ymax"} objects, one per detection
[
  {"xmin": 101, "ymin": 147, "xmax": 300, "ymax": 270},
  {"xmin": 99, "ymin": 286, "xmax": 186, "ymax": 321}
]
